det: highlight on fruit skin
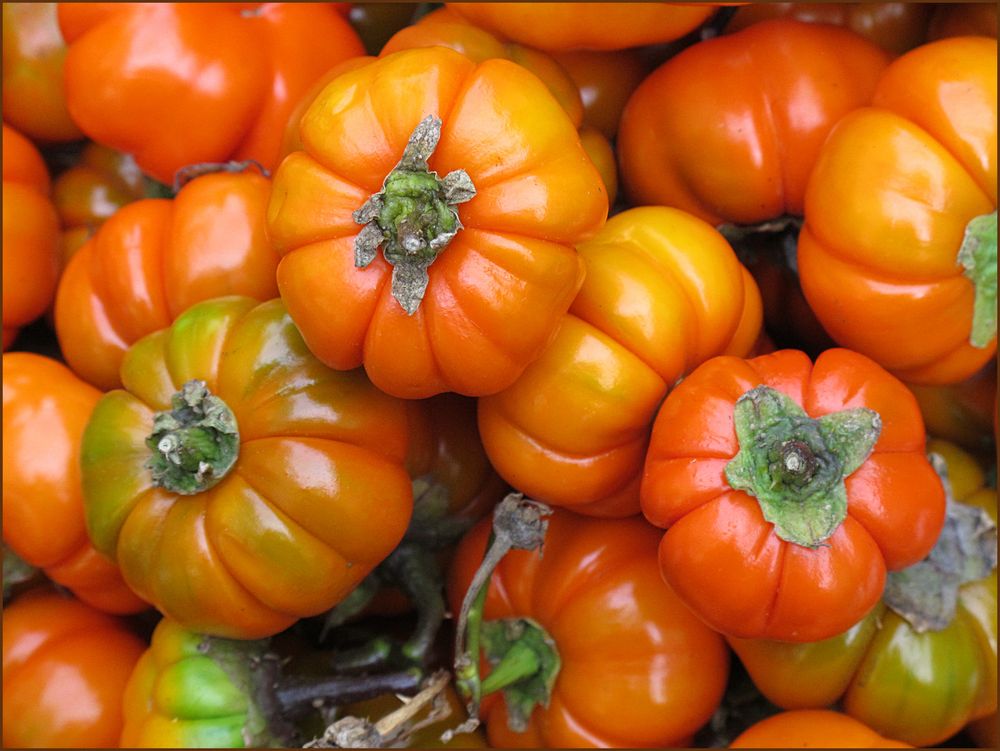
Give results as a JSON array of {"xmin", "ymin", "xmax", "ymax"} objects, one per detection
[{"xmin": 730, "ymin": 710, "xmax": 912, "ymax": 748}]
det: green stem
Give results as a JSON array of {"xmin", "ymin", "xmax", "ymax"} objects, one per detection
[
  {"xmin": 408, "ymin": 473, "xmax": 475, "ymax": 549},
  {"xmin": 319, "ymin": 542, "xmax": 451, "ymax": 667},
  {"xmin": 477, "ymin": 618, "xmax": 560, "ymax": 733},
  {"xmin": 325, "ymin": 638, "xmax": 395, "ymax": 675},
  {"xmin": 320, "ymin": 576, "xmax": 382, "ymax": 642},
  {"xmin": 382, "ymin": 543, "xmax": 446, "ymax": 664},
  {"xmin": 453, "ymin": 494, "xmax": 551, "ymax": 723},
  {"xmin": 453, "ymin": 532, "xmax": 494, "ymax": 712},
  {"xmin": 479, "ymin": 640, "xmax": 541, "ymax": 696}
]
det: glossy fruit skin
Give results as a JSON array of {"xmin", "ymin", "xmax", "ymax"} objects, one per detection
[
  {"xmin": 447, "ymin": 510, "xmax": 730, "ymax": 748},
  {"xmin": 363, "ymin": 393, "xmax": 508, "ymax": 617},
  {"xmin": 54, "ymin": 167, "xmax": 279, "ymax": 391},
  {"xmin": 2, "ymin": 589, "xmax": 146, "ymax": 748},
  {"xmin": 120, "ymin": 618, "xmax": 265, "ymax": 748},
  {"xmin": 739, "ymin": 232, "xmax": 836, "ymax": 356},
  {"xmin": 797, "ymin": 37, "xmax": 998, "ymax": 386},
  {"xmin": 267, "ymin": 46, "xmax": 608, "ymax": 399},
  {"xmin": 52, "ymin": 142, "xmax": 147, "ymax": 269},
  {"xmin": 51, "ymin": 144, "xmax": 149, "ymax": 320},
  {"xmin": 81, "ymin": 296, "xmax": 414, "ymax": 639},
  {"xmin": 479, "ymin": 207, "xmax": 762, "ymax": 517},
  {"xmin": 406, "ymin": 393, "xmax": 508, "ymax": 527},
  {"xmin": 3, "ymin": 353, "xmax": 146, "ymax": 614},
  {"xmin": 2, "ymin": 2, "xmax": 84, "ymax": 142},
  {"xmin": 728, "ymin": 439, "xmax": 997, "ymax": 747},
  {"xmin": 576, "ymin": 127, "xmax": 618, "ymax": 207},
  {"xmin": 278, "ymin": 55, "xmax": 376, "ymax": 162},
  {"xmin": 641, "ymin": 348, "xmax": 946, "ymax": 642},
  {"xmin": 446, "ymin": 2, "xmax": 717, "ymax": 51},
  {"xmin": 730, "ymin": 710, "xmax": 911, "ymax": 748},
  {"xmin": 377, "ymin": 8, "xmax": 618, "ymax": 204},
  {"xmin": 618, "ymin": 19, "xmax": 891, "ymax": 226},
  {"xmin": 725, "ymin": 2, "xmax": 932, "ymax": 55},
  {"xmin": 58, "ymin": 3, "xmax": 365, "ymax": 184},
  {"xmin": 2, "ymin": 123, "xmax": 60, "ymax": 349},
  {"xmin": 548, "ymin": 49, "xmax": 649, "ymax": 138},
  {"xmin": 381, "ymin": 7, "xmax": 584, "ymax": 128}
]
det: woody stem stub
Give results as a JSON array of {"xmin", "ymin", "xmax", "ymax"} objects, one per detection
[
  {"xmin": 145, "ymin": 380, "xmax": 239, "ymax": 495},
  {"xmin": 724, "ymin": 385, "xmax": 881, "ymax": 548},
  {"xmin": 353, "ymin": 115, "xmax": 476, "ymax": 316}
]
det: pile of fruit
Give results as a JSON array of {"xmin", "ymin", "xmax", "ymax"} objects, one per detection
[{"xmin": 2, "ymin": 2, "xmax": 997, "ymax": 748}]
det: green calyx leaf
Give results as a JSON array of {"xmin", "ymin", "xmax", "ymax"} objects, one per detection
[
  {"xmin": 958, "ymin": 210, "xmax": 997, "ymax": 348},
  {"xmin": 884, "ymin": 453, "xmax": 998, "ymax": 633},
  {"xmin": 480, "ymin": 618, "xmax": 560, "ymax": 734},
  {"xmin": 725, "ymin": 385, "xmax": 881, "ymax": 548},
  {"xmin": 353, "ymin": 115, "xmax": 476, "ymax": 315},
  {"xmin": 145, "ymin": 380, "xmax": 239, "ymax": 495}
]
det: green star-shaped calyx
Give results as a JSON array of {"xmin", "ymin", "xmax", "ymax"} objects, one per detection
[
  {"xmin": 724, "ymin": 385, "xmax": 881, "ymax": 548},
  {"xmin": 353, "ymin": 115, "xmax": 476, "ymax": 315}
]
